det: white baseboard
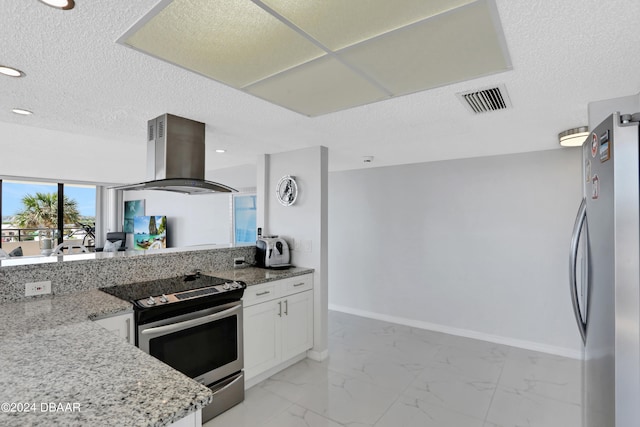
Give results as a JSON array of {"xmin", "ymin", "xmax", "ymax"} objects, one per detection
[
  {"xmin": 328, "ymin": 303, "xmax": 582, "ymax": 360},
  {"xmin": 307, "ymin": 348, "xmax": 329, "ymax": 361}
]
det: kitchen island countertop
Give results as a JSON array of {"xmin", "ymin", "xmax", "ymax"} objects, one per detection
[
  {"xmin": 0, "ymin": 289, "xmax": 212, "ymax": 427},
  {"xmin": 0, "ymin": 265, "xmax": 314, "ymax": 426}
]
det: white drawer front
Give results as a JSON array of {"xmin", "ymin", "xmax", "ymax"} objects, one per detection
[
  {"xmin": 243, "ymin": 282, "xmax": 278, "ymax": 307},
  {"xmin": 281, "ymin": 274, "xmax": 313, "ymax": 295}
]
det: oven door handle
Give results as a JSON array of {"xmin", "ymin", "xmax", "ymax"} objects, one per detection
[
  {"xmin": 211, "ymin": 372, "xmax": 244, "ymax": 396},
  {"xmin": 140, "ymin": 304, "xmax": 242, "ymax": 336}
]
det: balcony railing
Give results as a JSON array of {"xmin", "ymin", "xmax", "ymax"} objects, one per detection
[{"xmin": 1, "ymin": 226, "xmax": 94, "ymax": 255}]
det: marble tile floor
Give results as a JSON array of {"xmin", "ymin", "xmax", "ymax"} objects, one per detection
[{"xmin": 205, "ymin": 311, "xmax": 582, "ymax": 427}]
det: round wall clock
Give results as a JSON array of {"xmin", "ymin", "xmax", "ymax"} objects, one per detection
[{"xmin": 276, "ymin": 175, "xmax": 298, "ymax": 206}]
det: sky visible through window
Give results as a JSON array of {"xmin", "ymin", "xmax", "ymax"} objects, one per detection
[
  {"xmin": 234, "ymin": 194, "xmax": 256, "ymax": 244},
  {"xmin": 2, "ymin": 181, "xmax": 96, "ymax": 218}
]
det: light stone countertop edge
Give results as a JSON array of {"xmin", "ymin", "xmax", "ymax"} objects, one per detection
[
  {"xmin": 206, "ymin": 266, "xmax": 315, "ymax": 286},
  {"xmin": 0, "ymin": 289, "xmax": 213, "ymax": 427},
  {"xmin": 0, "ymin": 266, "xmax": 314, "ymax": 426}
]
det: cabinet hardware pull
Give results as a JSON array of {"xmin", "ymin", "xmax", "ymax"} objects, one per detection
[
  {"xmin": 256, "ymin": 291, "xmax": 270, "ymax": 296},
  {"xmin": 284, "ymin": 299, "xmax": 288, "ymax": 315},
  {"xmin": 293, "ymin": 282, "xmax": 305, "ymax": 287},
  {"xmin": 278, "ymin": 301, "xmax": 282, "ymax": 317}
]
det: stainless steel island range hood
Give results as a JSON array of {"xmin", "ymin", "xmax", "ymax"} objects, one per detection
[{"xmin": 114, "ymin": 114, "xmax": 236, "ymax": 194}]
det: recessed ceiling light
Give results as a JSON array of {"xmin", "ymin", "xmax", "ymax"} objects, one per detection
[
  {"xmin": 215, "ymin": 149, "xmax": 226, "ymax": 153},
  {"xmin": 0, "ymin": 66, "xmax": 25, "ymax": 77},
  {"xmin": 12, "ymin": 108, "xmax": 33, "ymax": 116},
  {"xmin": 37, "ymin": 0, "xmax": 75, "ymax": 10}
]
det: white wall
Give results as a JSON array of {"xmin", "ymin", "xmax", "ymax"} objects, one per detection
[
  {"xmin": 0, "ymin": 121, "xmax": 258, "ymax": 248},
  {"xmin": 0, "ymin": 121, "xmax": 143, "ymax": 184},
  {"xmin": 123, "ymin": 190, "xmax": 231, "ymax": 247},
  {"xmin": 329, "ymin": 148, "xmax": 584, "ymax": 357},
  {"xmin": 207, "ymin": 164, "xmax": 257, "ymax": 193},
  {"xmin": 261, "ymin": 146, "xmax": 329, "ymax": 359},
  {"xmin": 116, "ymin": 165, "xmax": 258, "ymax": 248}
]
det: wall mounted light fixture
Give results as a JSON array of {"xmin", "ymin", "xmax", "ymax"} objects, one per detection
[{"xmin": 559, "ymin": 126, "xmax": 589, "ymax": 147}]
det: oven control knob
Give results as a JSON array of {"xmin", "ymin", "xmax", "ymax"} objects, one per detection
[
  {"xmin": 160, "ymin": 294, "xmax": 168, "ymax": 303},
  {"xmin": 147, "ymin": 296, "xmax": 156, "ymax": 306},
  {"xmin": 222, "ymin": 283, "xmax": 231, "ymax": 291}
]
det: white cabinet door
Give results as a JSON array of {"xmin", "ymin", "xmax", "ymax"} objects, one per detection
[
  {"xmin": 93, "ymin": 312, "xmax": 134, "ymax": 345},
  {"xmin": 243, "ymin": 275, "xmax": 314, "ymax": 382},
  {"xmin": 281, "ymin": 290, "xmax": 313, "ymax": 362},
  {"xmin": 244, "ymin": 299, "xmax": 281, "ymax": 378}
]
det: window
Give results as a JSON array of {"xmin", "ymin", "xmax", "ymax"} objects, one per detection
[
  {"xmin": 0, "ymin": 179, "xmax": 96, "ymax": 255},
  {"xmin": 233, "ymin": 194, "xmax": 256, "ymax": 245},
  {"xmin": 64, "ymin": 183, "xmax": 97, "ymax": 248}
]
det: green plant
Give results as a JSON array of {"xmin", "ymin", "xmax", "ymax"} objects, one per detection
[
  {"xmin": 14, "ymin": 192, "xmax": 80, "ymax": 229},
  {"xmin": 158, "ymin": 216, "xmax": 167, "ymax": 235}
]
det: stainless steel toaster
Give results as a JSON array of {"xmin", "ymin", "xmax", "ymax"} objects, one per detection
[{"xmin": 256, "ymin": 236, "xmax": 290, "ymax": 268}]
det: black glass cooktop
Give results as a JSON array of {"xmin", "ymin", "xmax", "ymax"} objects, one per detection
[{"xmin": 100, "ymin": 274, "xmax": 230, "ymax": 303}]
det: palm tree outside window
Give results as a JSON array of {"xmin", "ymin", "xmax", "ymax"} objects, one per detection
[
  {"xmin": 1, "ymin": 179, "xmax": 96, "ymax": 255},
  {"xmin": 15, "ymin": 192, "xmax": 80, "ymax": 250}
]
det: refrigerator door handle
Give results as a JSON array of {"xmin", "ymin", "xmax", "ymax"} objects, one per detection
[{"xmin": 570, "ymin": 198, "xmax": 587, "ymax": 344}]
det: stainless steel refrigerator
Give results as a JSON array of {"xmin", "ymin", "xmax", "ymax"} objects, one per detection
[{"xmin": 570, "ymin": 112, "xmax": 640, "ymax": 427}]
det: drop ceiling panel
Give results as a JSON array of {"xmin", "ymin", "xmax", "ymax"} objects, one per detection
[
  {"xmin": 245, "ymin": 56, "xmax": 388, "ymax": 116},
  {"xmin": 260, "ymin": 0, "xmax": 476, "ymax": 50},
  {"xmin": 338, "ymin": 0, "xmax": 511, "ymax": 95},
  {"xmin": 119, "ymin": 0, "xmax": 511, "ymax": 116},
  {"xmin": 122, "ymin": 0, "xmax": 326, "ymax": 88}
]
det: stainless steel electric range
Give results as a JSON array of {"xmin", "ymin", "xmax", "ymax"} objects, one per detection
[{"xmin": 101, "ymin": 272, "xmax": 246, "ymax": 422}]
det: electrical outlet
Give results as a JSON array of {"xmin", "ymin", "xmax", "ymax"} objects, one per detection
[
  {"xmin": 233, "ymin": 257, "xmax": 245, "ymax": 268},
  {"xmin": 25, "ymin": 281, "xmax": 52, "ymax": 297},
  {"xmin": 302, "ymin": 240, "xmax": 312, "ymax": 253}
]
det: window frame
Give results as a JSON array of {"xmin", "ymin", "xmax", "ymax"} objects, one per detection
[{"xmin": 0, "ymin": 178, "xmax": 98, "ymax": 250}]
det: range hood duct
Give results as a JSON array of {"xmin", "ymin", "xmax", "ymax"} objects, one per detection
[{"xmin": 114, "ymin": 114, "xmax": 236, "ymax": 195}]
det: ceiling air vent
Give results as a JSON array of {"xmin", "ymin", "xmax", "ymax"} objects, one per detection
[{"xmin": 456, "ymin": 84, "xmax": 512, "ymax": 114}]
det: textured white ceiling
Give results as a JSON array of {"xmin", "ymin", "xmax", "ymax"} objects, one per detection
[{"xmin": 2, "ymin": 0, "xmax": 640, "ymax": 184}]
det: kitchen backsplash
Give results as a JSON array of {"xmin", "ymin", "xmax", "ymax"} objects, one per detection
[{"xmin": 0, "ymin": 246, "xmax": 256, "ymax": 303}]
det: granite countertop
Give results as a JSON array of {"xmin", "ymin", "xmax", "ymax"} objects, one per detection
[
  {"xmin": 0, "ymin": 290, "xmax": 212, "ymax": 427},
  {"xmin": 0, "ymin": 243, "xmax": 255, "ymax": 268},
  {"xmin": 207, "ymin": 266, "xmax": 314, "ymax": 286},
  {"xmin": 0, "ymin": 266, "xmax": 313, "ymax": 426}
]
